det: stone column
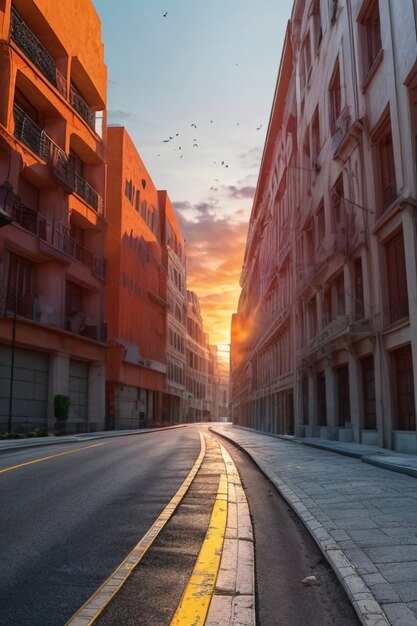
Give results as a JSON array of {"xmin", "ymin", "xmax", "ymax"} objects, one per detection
[
  {"xmin": 325, "ymin": 363, "xmax": 337, "ymax": 438},
  {"xmin": 348, "ymin": 353, "xmax": 361, "ymax": 443}
]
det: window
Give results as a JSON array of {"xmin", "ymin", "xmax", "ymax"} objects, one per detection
[
  {"xmin": 354, "ymin": 257, "xmax": 365, "ymax": 318},
  {"xmin": 393, "ymin": 345, "xmax": 416, "ymax": 431},
  {"xmin": 329, "ymin": 59, "xmax": 341, "ymax": 135},
  {"xmin": 6, "ymin": 252, "xmax": 34, "ymax": 319},
  {"xmin": 303, "ymin": 32, "xmax": 312, "ymax": 84},
  {"xmin": 358, "ymin": 0, "xmax": 382, "ymax": 80},
  {"xmin": 316, "ymin": 372, "xmax": 327, "ymax": 426},
  {"xmin": 385, "ymin": 230, "xmax": 408, "ymax": 324},
  {"xmin": 316, "ymin": 201, "xmax": 325, "ymax": 242},
  {"xmin": 311, "ymin": 107, "xmax": 320, "ymax": 164},
  {"xmin": 330, "ymin": 174, "xmax": 344, "ymax": 231},
  {"xmin": 361, "ymin": 355, "xmax": 376, "ymax": 429},
  {"xmin": 335, "ymin": 272, "xmax": 345, "ymax": 315},
  {"xmin": 337, "ymin": 365, "xmax": 351, "ymax": 426},
  {"xmin": 376, "ymin": 116, "xmax": 396, "ymax": 211},
  {"xmin": 311, "ymin": 0, "xmax": 323, "ymax": 54}
]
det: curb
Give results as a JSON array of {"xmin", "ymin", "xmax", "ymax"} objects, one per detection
[
  {"xmin": 0, "ymin": 424, "xmax": 187, "ymax": 454},
  {"xmin": 210, "ymin": 428, "xmax": 391, "ymax": 626}
]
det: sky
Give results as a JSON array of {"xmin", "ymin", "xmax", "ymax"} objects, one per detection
[{"xmin": 92, "ymin": 0, "xmax": 294, "ymax": 348}]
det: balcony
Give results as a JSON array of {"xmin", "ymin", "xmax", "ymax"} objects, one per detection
[
  {"xmin": 74, "ymin": 172, "xmax": 104, "ymax": 215},
  {"xmin": 13, "ymin": 109, "xmax": 104, "ymax": 215},
  {"xmin": 332, "ymin": 106, "xmax": 363, "ymax": 161},
  {"xmin": 13, "ymin": 104, "xmax": 51, "ymax": 161},
  {"xmin": 54, "ymin": 225, "xmax": 106, "ymax": 280},
  {"xmin": 70, "ymin": 85, "xmax": 95, "ymax": 131},
  {"xmin": 380, "ymin": 295, "xmax": 409, "ymax": 329},
  {"xmin": 12, "ymin": 200, "xmax": 49, "ymax": 240},
  {"xmin": 10, "ymin": 8, "xmax": 66, "ymax": 97}
]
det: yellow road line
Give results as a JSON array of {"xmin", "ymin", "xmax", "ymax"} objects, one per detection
[
  {"xmin": 170, "ymin": 470, "xmax": 228, "ymax": 626},
  {"xmin": 65, "ymin": 431, "xmax": 207, "ymax": 626},
  {"xmin": 0, "ymin": 443, "xmax": 106, "ymax": 475}
]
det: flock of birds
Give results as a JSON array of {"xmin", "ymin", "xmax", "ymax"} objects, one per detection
[{"xmin": 158, "ymin": 11, "xmax": 263, "ymax": 192}]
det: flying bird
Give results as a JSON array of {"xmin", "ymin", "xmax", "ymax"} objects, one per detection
[
  {"xmin": 179, "ymin": 154, "xmax": 183, "ymax": 158},
  {"xmin": 236, "ymin": 122, "xmax": 240, "ymax": 126},
  {"xmin": 221, "ymin": 161, "xmax": 225, "ymax": 166},
  {"xmin": 193, "ymin": 143, "xmax": 198, "ymax": 147},
  {"xmin": 163, "ymin": 12, "xmax": 167, "ymax": 17},
  {"xmin": 210, "ymin": 187, "xmax": 218, "ymax": 191},
  {"xmin": 176, "ymin": 133, "xmax": 179, "ymax": 136},
  {"xmin": 163, "ymin": 139, "xmax": 170, "ymax": 143},
  {"xmin": 191, "ymin": 123, "xmax": 197, "ymax": 128},
  {"xmin": 169, "ymin": 136, "xmax": 174, "ymax": 140},
  {"xmin": 210, "ymin": 120, "xmax": 213, "ymax": 124},
  {"xmin": 256, "ymin": 124, "xmax": 262, "ymax": 130}
]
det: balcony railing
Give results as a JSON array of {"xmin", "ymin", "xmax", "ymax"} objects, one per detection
[
  {"xmin": 14, "ymin": 106, "xmax": 104, "ymax": 215},
  {"xmin": 386, "ymin": 294, "xmax": 409, "ymax": 327},
  {"xmin": 12, "ymin": 201, "xmax": 49, "ymax": 240},
  {"xmin": 70, "ymin": 85, "xmax": 95, "ymax": 131},
  {"xmin": 13, "ymin": 104, "xmax": 51, "ymax": 161},
  {"xmin": 54, "ymin": 225, "xmax": 106, "ymax": 280},
  {"xmin": 74, "ymin": 172, "xmax": 103, "ymax": 214},
  {"xmin": 10, "ymin": 8, "xmax": 66, "ymax": 97}
]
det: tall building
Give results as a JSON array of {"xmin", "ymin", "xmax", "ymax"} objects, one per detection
[
  {"xmin": 105, "ymin": 127, "xmax": 167, "ymax": 429},
  {"xmin": 231, "ymin": 0, "xmax": 417, "ymax": 453},
  {"xmin": 0, "ymin": 0, "xmax": 107, "ymax": 433},
  {"xmin": 159, "ymin": 190, "xmax": 187, "ymax": 423},
  {"xmin": 185, "ymin": 290, "xmax": 215, "ymax": 421}
]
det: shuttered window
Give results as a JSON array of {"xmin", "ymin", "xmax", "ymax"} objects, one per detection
[
  {"xmin": 385, "ymin": 231, "xmax": 408, "ymax": 324},
  {"xmin": 393, "ymin": 345, "xmax": 416, "ymax": 431}
]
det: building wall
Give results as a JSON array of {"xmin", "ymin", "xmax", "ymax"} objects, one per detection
[
  {"xmin": 105, "ymin": 126, "xmax": 167, "ymax": 429},
  {"xmin": 231, "ymin": 0, "xmax": 417, "ymax": 453},
  {"xmin": 159, "ymin": 190, "xmax": 188, "ymax": 423},
  {"xmin": 185, "ymin": 290, "xmax": 216, "ymax": 421},
  {"xmin": 0, "ymin": 0, "xmax": 107, "ymax": 433}
]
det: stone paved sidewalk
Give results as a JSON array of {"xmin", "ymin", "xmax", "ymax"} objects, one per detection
[{"xmin": 211, "ymin": 426, "xmax": 417, "ymax": 626}]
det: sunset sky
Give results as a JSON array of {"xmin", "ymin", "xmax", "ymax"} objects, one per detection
[{"xmin": 93, "ymin": 0, "xmax": 293, "ymax": 347}]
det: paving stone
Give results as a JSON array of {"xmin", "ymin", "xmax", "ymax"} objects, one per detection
[
  {"xmin": 206, "ymin": 595, "xmax": 233, "ymax": 625},
  {"xmin": 343, "ymin": 548, "xmax": 379, "ymax": 574},
  {"xmin": 371, "ymin": 583, "xmax": 401, "ymax": 603},
  {"xmin": 382, "ymin": 603, "xmax": 417, "ymax": 626},
  {"xmin": 393, "ymin": 583, "xmax": 417, "ymax": 603},
  {"xmin": 231, "ymin": 595, "xmax": 255, "ymax": 626},
  {"xmin": 236, "ymin": 540, "xmax": 254, "ymax": 596},
  {"xmin": 378, "ymin": 563, "xmax": 417, "ymax": 584},
  {"xmin": 216, "ymin": 538, "xmax": 237, "ymax": 593},
  {"xmin": 366, "ymin": 546, "xmax": 417, "ymax": 564}
]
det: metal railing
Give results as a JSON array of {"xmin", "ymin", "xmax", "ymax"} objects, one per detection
[
  {"xmin": 10, "ymin": 8, "xmax": 66, "ymax": 97},
  {"xmin": 74, "ymin": 172, "xmax": 103, "ymax": 214},
  {"xmin": 13, "ymin": 104, "xmax": 51, "ymax": 161},
  {"xmin": 70, "ymin": 85, "xmax": 95, "ymax": 131},
  {"xmin": 54, "ymin": 225, "xmax": 106, "ymax": 279},
  {"xmin": 12, "ymin": 201, "xmax": 49, "ymax": 240},
  {"xmin": 14, "ymin": 106, "xmax": 104, "ymax": 215}
]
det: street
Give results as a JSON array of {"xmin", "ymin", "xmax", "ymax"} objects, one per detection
[{"xmin": 0, "ymin": 425, "xmax": 361, "ymax": 625}]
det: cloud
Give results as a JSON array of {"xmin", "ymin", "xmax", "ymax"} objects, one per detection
[
  {"xmin": 173, "ymin": 198, "xmax": 248, "ymax": 345},
  {"xmin": 226, "ymin": 185, "xmax": 256, "ymax": 199},
  {"xmin": 107, "ymin": 109, "xmax": 130, "ymax": 121}
]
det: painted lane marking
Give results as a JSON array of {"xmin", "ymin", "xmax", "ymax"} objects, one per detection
[
  {"xmin": 65, "ymin": 431, "xmax": 207, "ymax": 626},
  {"xmin": 0, "ymin": 443, "xmax": 107, "ymax": 475},
  {"xmin": 170, "ymin": 470, "xmax": 228, "ymax": 625}
]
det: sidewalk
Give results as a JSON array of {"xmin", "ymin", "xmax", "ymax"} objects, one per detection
[
  {"xmin": 0, "ymin": 424, "xmax": 186, "ymax": 453},
  {"xmin": 211, "ymin": 425, "xmax": 417, "ymax": 626}
]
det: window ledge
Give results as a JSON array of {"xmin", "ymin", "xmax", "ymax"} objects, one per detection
[{"xmin": 362, "ymin": 49, "xmax": 384, "ymax": 93}]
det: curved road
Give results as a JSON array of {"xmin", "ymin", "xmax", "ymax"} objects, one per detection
[{"xmin": 0, "ymin": 427, "xmax": 201, "ymax": 626}]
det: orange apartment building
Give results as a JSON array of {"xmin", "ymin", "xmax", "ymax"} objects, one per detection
[
  {"xmin": 159, "ymin": 190, "xmax": 187, "ymax": 423},
  {"xmin": 105, "ymin": 127, "xmax": 167, "ymax": 429},
  {"xmin": 0, "ymin": 0, "xmax": 107, "ymax": 433}
]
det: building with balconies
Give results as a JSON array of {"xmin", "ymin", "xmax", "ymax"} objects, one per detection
[
  {"xmin": 0, "ymin": 0, "xmax": 107, "ymax": 433},
  {"xmin": 185, "ymin": 291, "xmax": 214, "ymax": 422},
  {"xmin": 230, "ymin": 0, "xmax": 417, "ymax": 454},
  {"xmin": 105, "ymin": 127, "xmax": 167, "ymax": 429},
  {"xmin": 159, "ymin": 191, "xmax": 187, "ymax": 423}
]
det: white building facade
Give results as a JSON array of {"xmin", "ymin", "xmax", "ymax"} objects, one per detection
[{"xmin": 231, "ymin": 0, "xmax": 417, "ymax": 453}]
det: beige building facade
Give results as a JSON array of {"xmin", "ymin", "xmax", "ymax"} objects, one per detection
[{"xmin": 231, "ymin": 0, "xmax": 417, "ymax": 453}]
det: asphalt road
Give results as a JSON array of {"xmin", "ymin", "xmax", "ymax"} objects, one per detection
[{"xmin": 0, "ymin": 427, "xmax": 201, "ymax": 626}]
